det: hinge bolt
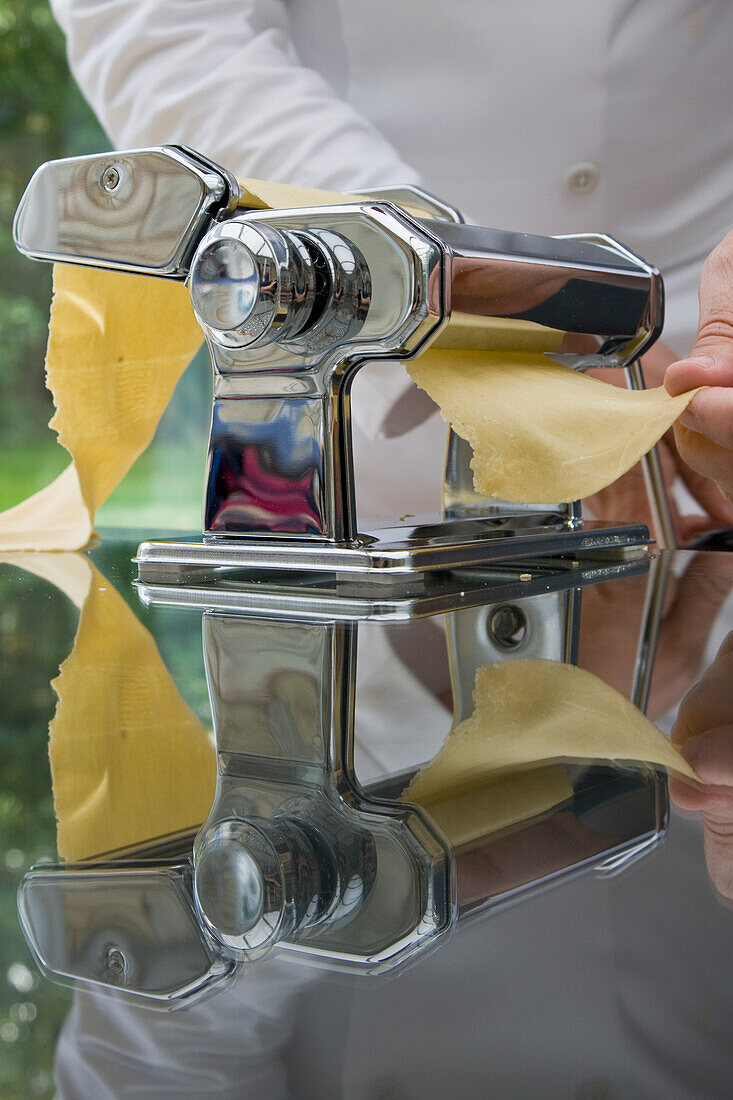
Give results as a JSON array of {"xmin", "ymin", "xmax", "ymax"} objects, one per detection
[
  {"xmin": 101, "ymin": 165, "xmax": 120, "ymax": 192},
  {"xmin": 103, "ymin": 945, "xmax": 127, "ymax": 985}
]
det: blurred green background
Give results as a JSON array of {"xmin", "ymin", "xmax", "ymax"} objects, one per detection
[
  {"xmin": 0, "ymin": 544, "xmax": 212, "ymax": 1098},
  {"xmin": 0, "ymin": 3, "xmax": 212, "ymax": 1093},
  {"xmin": 0, "ymin": 0, "xmax": 212, "ymax": 530}
]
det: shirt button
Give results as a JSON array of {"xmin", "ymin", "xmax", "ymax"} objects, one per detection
[{"xmin": 566, "ymin": 162, "xmax": 600, "ymax": 195}]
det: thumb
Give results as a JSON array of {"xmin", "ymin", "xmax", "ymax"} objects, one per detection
[{"xmin": 665, "ymin": 229, "xmax": 733, "ymax": 397}]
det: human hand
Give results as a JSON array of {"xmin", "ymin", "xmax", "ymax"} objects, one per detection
[
  {"xmin": 584, "ymin": 338, "xmax": 733, "ymax": 542},
  {"xmin": 665, "ymin": 230, "xmax": 733, "ymax": 506},
  {"xmin": 669, "ymin": 631, "xmax": 733, "ymax": 901},
  {"xmin": 578, "ymin": 551, "xmax": 733, "ymax": 720}
]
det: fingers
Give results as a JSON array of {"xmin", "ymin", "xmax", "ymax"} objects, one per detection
[
  {"xmin": 678, "ymin": 387, "xmax": 733, "ymax": 450},
  {"xmin": 702, "ymin": 827, "xmax": 733, "ymax": 901},
  {"xmin": 676, "ymin": 456, "xmax": 733, "ymax": 526},
  {"xmin": 664, "ymin": 229, "xmax": 733, "ymax": 401},
  {"xmin": 662, "ymin": 232, "xmax": 733, "ymax": 505},
  {"xmin": 665, "ymin": 355, "xmax": 733, "ymax": 396},
  {"xmin": 665, "ymin": 401, "xmax": 733, "ymax": 521},
  {"xmin": 678, "ymin": 514, "xmax": 727, "ymax": 542},
  {"xmin": 659, "ymin": 554, "xmax": 733, "ymax": 704},
  {"xmin": 669, "ymin": 724, "xmax": 733, "ymax": 904},
  {"xmin": 681, "ymin": 728, "xmax": 733, "ymax": 786},
  {"xmin": 673, "ymin": 422, "xmax": 733, "ymax": 502},
  {"xmin": 665, "ymin": 542, "xmax": 733, "ymax": 898},
  {"xmin": 669, "ymin": 768, "xmax": 733, "ymax": 900},
  {"xmin": 672, "ymin": 630, "xmax": 733, "ymax": 759},
  {"xmin": 670, "ymin": 732, "xmax": 733, "ymax": 902},
  {"xmin": 666, "ymin": 551, "xmax": 733, "ymax": 641}
]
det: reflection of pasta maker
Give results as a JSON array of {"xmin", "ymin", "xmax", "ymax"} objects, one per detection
[
  {"xmin": 18, "ymin": 558, "xmax": 668, "ymax": 1007},
  {"xmin": 14, "ymin": 145, "xmax": 668, "ymax": 578}
]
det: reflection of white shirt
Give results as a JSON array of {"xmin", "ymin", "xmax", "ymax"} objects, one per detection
[
  {"xmin": 52, "ymin": 574, "xmax": 733, "ymax": 1099},
  {"xmin": 50, "ymin": 1, "xmax": 733, "ymax": 517},
  {"xmin": 55, "ymin": 812, "xmax": 733, "ymax": 1099}
]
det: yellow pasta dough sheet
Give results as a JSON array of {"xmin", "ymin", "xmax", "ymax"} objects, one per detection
[
  {"xmin": 408, "ymin": 349, "xmax": 698, "ymax": 504},
  {"xmin": 0, "ymin": 265, "xmax": 203, "ymax": 551},
  {"xmin": 0, "ymin": 463, "xmax": 92, "ymax": 551},
  {"xmin": 236, "ymin": 177, "xmax": 432, "ymax": 219},
  {"xmin": 51, "ymin": 558, "xmax": 216, "ymax": 861}
]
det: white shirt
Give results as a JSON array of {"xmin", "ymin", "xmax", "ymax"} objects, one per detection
[
  {"xmin": 50, "ymin": 0, "xmax": 733, "ymax": 344},
  {"xmin": 49, "ymin": 0, "xmax": 733, "ymax": 519}
]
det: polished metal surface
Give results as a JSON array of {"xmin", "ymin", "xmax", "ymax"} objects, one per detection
[
  {"xmin": 446, "ymin": 588, "xmax": 575, "ymax": 725},
  {"xmin": 126, "ymin": 552, "xmax": 662, "ymax": 975},
  {"xmin": 136, "ymin": 517, "xmax": 650, "ymax": 581},
  {"xmin": 439, "ymin": 232, "xmax": 666, "ymax": 525},
  {"xmin": 200, "ymin": 201, "xmax": 441, "ymax": 541},
  {"xmin": 432, "ymin": 227, "xmax": 662, "ymax": 367},
  {"xmin": 191, "ymin": 609, "xmax": 446, "ymax": 971},
  {"xmin": 135, "ymin": 555, "xmax": 649, "ymax": 623},
  {"xmin": 191, "ymin": 220, "xmax": 316, "ymax": 348},
  {"xmin": 197, "ymin": 209, "xmax": 663, "ymax": 546},
  {"xmin": 13, "ymin": 145, "xmax": 237, "ymax": 275},
  {"xmin": 190, "ymin": 218, "xmax": 372, "ymax": 352},
  {"xmin": 348, "ymin": 182, "xmax": 465, "ymax": 224},
  {"xmin": 18, "ymin": 862, "xmax": 234, "ymax": 1006},
  {"xmin": 14, "ymin": 144, "xmax": 668, "ymax": 571},
  {"xmin": 194, "ymin": 817, "xmax": 322, "ymax": 956}
]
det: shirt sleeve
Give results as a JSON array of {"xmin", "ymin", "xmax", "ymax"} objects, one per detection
[
  {"xmin": 49, "ymin": 0, "xmax": 423, "ymax": 191},
  {"xmin": 55, "ymin": 961, "xmax": 322, "ymax": 1099}
]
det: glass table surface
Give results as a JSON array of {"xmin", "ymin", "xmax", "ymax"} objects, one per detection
[{"xmin": 0, "ymin": 536, "xmax": 731, "ymax": 1099}]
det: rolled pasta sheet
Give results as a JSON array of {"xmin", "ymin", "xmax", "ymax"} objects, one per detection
[{"xmin": 408, "ymin": 349, "xmax": 698, "ymax": 503}]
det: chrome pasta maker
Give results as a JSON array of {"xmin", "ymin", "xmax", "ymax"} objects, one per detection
[{"xmin": 14, "ymin": 145, "xmax": 669, "ymax": 578}]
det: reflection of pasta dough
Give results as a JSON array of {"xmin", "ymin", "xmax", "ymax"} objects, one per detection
[
  {"xmin": 407, "ymin": 765, "xmax": 574, "ymax": 849},
  {"xmin": 46, "ymin": 556, "xmax": 216, "ymax": 861},
  {"xmin": 408, "ymin": 350, "xmax": 697, "ymax": 503},
  {"xmin": 405, "ymin": 659, "xmax": 697, "ymax": 824}
]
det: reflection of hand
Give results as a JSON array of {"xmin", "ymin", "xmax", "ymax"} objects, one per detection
[
  {"xmin": 583, "ymin": 340, "xmax": 733, "ymax": 542},
  {"xmin": 577, "ymin": 553, "xmax": 733, "ymax": 720},
  {"xmin": 450, "ymin": 258, "xmax": 571, "ymax": 317},
  {"xmin": 670, "ymin": 632, "xmax": 733, "ymax": 901},
  {"xmin": 665, "ymin": 230, "xmax": 733, "ymax": 506}
]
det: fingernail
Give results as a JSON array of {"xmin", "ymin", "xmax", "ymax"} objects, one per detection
[
  {"xmin": 680, "ymin": 736, "xmax": 723, "ymax": 784},
  {"xmin": 679, "ymin": 407, "xmax": 699, "ymax": 431}
]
